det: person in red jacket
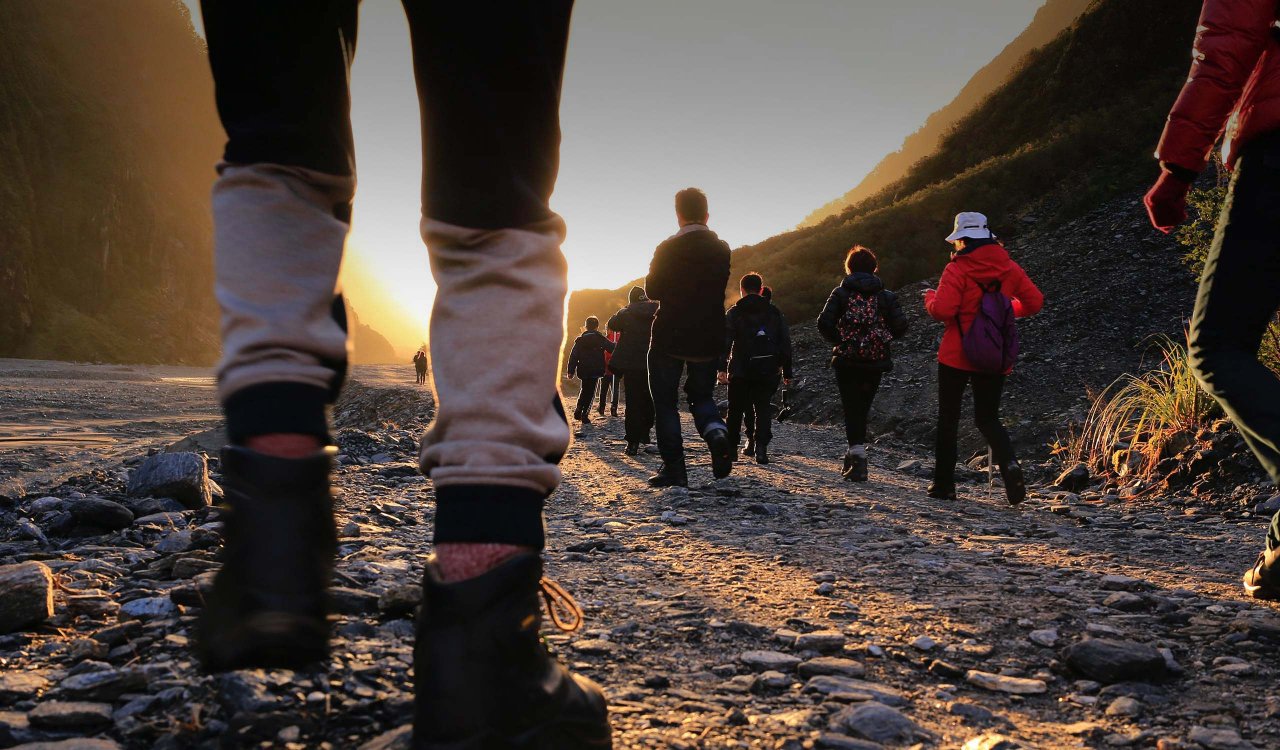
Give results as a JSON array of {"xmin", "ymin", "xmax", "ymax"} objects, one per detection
[
  {"xmin": 1145, "ymin": 0, "xmax": 1280, "ymax": 600},
  {"xmin": 924, "ymin": 212, "xmax": 1044, "ymax": 506}
]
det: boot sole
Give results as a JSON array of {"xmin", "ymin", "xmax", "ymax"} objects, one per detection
[
  {"xmin": 708, "ymin": 433, "xmax": 734, "ymax": 479},
  {"xmin": 1004, "ymin": 469, "xmax": 1027, "ymax": 506},
  {"xmin": 198, "ymin": 611, "xmax": 329, "ymax": 672}
]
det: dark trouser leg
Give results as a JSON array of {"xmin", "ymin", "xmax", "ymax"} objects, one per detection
[
  {"xmin": 750, "ymin": 376, "xmax": 780, "ymax": 448},
  {"xmin": 726, "ymin": 377, "xmax": 749, "ymax": 449},
  {"xmin": 649, "ymin": 351, "xmax": 686, "ymax": 467},
  {"xmin": 971, "ymin": 371, "xmax": 1014, "ymax": 467},
  {"xmin": 835, "ymin": 367, "xmax": 883, "ymax": 445},
  {"xmin": 597, "ymin": 374, "xmax": 609, "ymax": 411},
  {"xmin": 934, "ymin": 363, "xmax": 968, "ymax": 488},
  {"xmin": 685, "ymin": 359, "xmax": 726, "ymax": 437},
  {"xmin": 612, "ymin": 373, "xmax": 622, "ymax": 410},
  {"xmin": 623, "ymin": 370, "xmax": 651, "ymax": 443},
  {"xmin": 743, "ymin": 401, "xmax": 756, "ymax": 445},
  {"xmin": 575, "ymin": 377, "xmax": 599, "ymax": 419},
  {"xmin": 1187, "ymin": 139, "xmax": 1280, "ymax": 551}
]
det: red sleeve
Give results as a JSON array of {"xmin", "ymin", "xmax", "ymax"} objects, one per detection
[
  {"xmin": 1156, "ymin": 0, "xmax": 1276, "ymax": 172},
  {"xmin": 1007, "ymin": 263, "xmax": 1044, "ymax": 318},
  {"xmin": 926, "ymin": 263, "xmax": 964, "ymax": 323}
]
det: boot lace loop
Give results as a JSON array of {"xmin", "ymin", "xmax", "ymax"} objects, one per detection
[{"xmin": 539, "ymin": 577, "xmax": 584, "ymax": 633}]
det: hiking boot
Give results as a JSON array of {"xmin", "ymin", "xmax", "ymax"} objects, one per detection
[
  {"xmin": 743, "ymin": 439, "xmax": 756, "ymax": 459},
  {"xmin": 611, "ymin": 407, "xmax": 619, "ymax": 417},
  {"xmin": 596, "ymin": 405, "xmax": 605, "ymax": 416},
  {"xmin": 706, "ymin": 427, "xmax": 734, "ymax": 479},
  {"xmin": 845, "ymin": 452, "xmax": 868, "ymax": 482},
  {"xmin": 625, "ymin": 441, "xmax": 639, "ymax": 456},
  {"xmin": 647, "ymin": 463, "xmax": 688, "ymax": 488},
  {"xmin": 413, "ymin": 554, "xmax": 611, "ymax": 749},
  {"xmin": 755, "ymin": 444, "xmax": 770, "ymax": 465},
  {"xmin": 1243, "ymin": 548, "xmax": 1280, "ymax": 600},
  {"xmin": 927, "ymin": 482, "xmax": 958, "ymax": 501},
  {"xmin": 197, "ymin": 446, "xmax": 336, "ymax": 672},
  {"xmin": 1001, "ymin": 461, "xmax": 1027, "ymax": 506}
]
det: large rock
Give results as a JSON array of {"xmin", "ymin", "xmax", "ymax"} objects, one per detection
[
  {"xmin": 55, "ymin": 668, "xmax": 146, "ymax": 701},
  {"xmin": 1055, "ymin": 463, "xmax": 1092, "ymax": 492},
  {"xmin": 126, "ymin": 452, "xmax": 211, "ymax": 509},
  {"xmin": 0, "ymin": 563, "xmax": 54, "ymax": 634},
  {"xmin": 26, "ymin": 701, "xmax": 112, "ymax": 730},
  {"xmin": 830, "ymin": 702, "xmax": 928, "ymax": 745},
  {"xmin": 965, "ymin": 670, "xmax": 1047, "ymax": 695},
  {"xmin": 740, "ymin": 650, "xmax": 802, "ymax": 672},
  {"xmin": 0, "ymin": 673, "xmax": 50, "ymax": 704},
  {"xmin": 803, "ymin": 676, "xmax": 908, "ymax": 706},
  {"xmin": 65, "ymin": 497, "xmax": 133, "ymax": 532},
  {"xmin": 1062, "ymin": 638, "xmax": 1169, "ymax": 683}
]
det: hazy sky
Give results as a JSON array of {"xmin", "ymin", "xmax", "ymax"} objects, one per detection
[{"xmin": 183, "ymin": 0, "xmax": 1044, "ymax": 348}]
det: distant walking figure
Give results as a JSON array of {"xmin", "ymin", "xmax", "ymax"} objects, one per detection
[
  {"xmin": 413, "ymin": 350, "xmax": 428, "ymax": 385},
  {"xmin": 608, "ymin": 286, "xmax": 658, "ymax": 455},
  {"xmin": 742, "ymin": 286, "xmax": 776, "ymax": 455},
  {"xmin": 1145, "ymin": 0, "xmax": 1280, "ymax": 599},
  {"xmin": 924, "ymin": 212, "xmax": 1043, "ymax": 505},
  {"xmin": 597, "ymin": 328, "xmax": 621, "ymax": 417},
  {"xmin": 817, "ymin": 246, "xmax": 908, "ymax": 481},
  {"xmin": 645, "ymin": 187, "xmax": 734, "ymax": 487},
  {"xmin": 720, "ymin": 273, "xmax": 793, "ymax": 465},
  {"xmin": 566, "ymin": 316, "xmax": 614, "ymax": 424}
]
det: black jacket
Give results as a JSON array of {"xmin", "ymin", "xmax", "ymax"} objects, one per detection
[
  {"xmin": 722, "ymin": 294, "xmax": 794, "ymax": 379},
  {"xmin": 606, "ymin": 299, "xmax": 659, "ymax": 374},
  {"xmin": 817, "ymin": 272, "xmax": 909, "ymax": 371},
  {"xmin": 645, "ymin": 226, "xmax": 732, "ymax": 360},
  {"xmin": 567, "ymin": 330, "xmax": 615, "ymax": 379}
]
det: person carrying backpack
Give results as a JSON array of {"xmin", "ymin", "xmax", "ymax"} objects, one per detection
[
  {"xmin": 924, "ymin": 212, "xmax": 1043, "ymax": 505},
  {"xmin": 817, "ymin": 246, "xmax": 908, "ymax": 481},
  {"xmin": 566, "ymin": 316, "xmax": 615, "ymax": 424},
  {"xmin": 608, "ymin": 286, "xmax": 659, "ymax": 455},
  {"xmin": 719, "ymin": 273, "xmax": 793, "ymax": 464}
]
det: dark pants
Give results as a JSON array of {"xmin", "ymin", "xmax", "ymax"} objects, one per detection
[
  {"xmin": 1188, "ymin": 133, "xmax": 1280, "ymax": 552},
  {"xmin": 934, "ymin": 362, "xmax": 1015, "ymax": 488},
  {"xmin": 835, "ymin": 367, "xmax": 884, "ymax": 445},
  {"xmin": 598, "ymin": 373, "xmax": 620, "ymax": 412},
  {"xmin": 727, "ymin": 375, "xmax": 779, "ymax": 451},
  {"xmin": 622, "ymin": 370, "xmax": 654, "ymax": 444},
  {"xmin": 202, "ymin": 0, "xmax": 574, "ymax": 549},
  {"xmin": 574, "ymin": 377, "xmax": 600, "ymax": 420},
  {"xmin": 648, "ymin": 351, "xmax": 725, "ymax": 468}
]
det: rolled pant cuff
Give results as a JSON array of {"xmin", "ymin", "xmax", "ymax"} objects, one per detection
[
  {"xmin": 224, "ymin": 382, "xmax": 331, "ymax": 444},
  {"xmin": 433, "ymin": 485, "xmax": 547, "ymax": 549}
]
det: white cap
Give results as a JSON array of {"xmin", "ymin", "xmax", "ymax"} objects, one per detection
[{"xmin": 945, "ymin": 211, "xmax": 993, "ymax": 242}]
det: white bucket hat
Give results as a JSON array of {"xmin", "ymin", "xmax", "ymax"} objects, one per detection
[{"xmin": 945, "ymin": 211, "xmax": 993, "ymax": 242}]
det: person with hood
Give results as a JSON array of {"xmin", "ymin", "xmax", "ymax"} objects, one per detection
[
  {"xmin": 645, "ymin": 187, "xmax": 734, "ymax": 487},
  {"xmin": 924, "ymin": 212, "xmax": 1043, "ymax": 505},
  {"xmin": 719, "ymin": 273, "xmax": 793, "ymax": 464},
  {"xmin": 607, "ymin": 286, "xmax": 659, "ymax": 455},
  {"xmin": 817, "ymin": 246, "xmax": 909, "ymax": 481},
  {"xmin": 741, "ymin": 286, "xmax": 776, "ymax": 455},
  {"xmin": 566, "ymin": 316, "xmax": 615, "ymax": 424},
  {"xmin": 1144, "ymin": 0, "xmax": 1280, "ymax": 600},
  {"xmin": 412, "ymin": 349, "xmax": 428, "ymax": 385}
]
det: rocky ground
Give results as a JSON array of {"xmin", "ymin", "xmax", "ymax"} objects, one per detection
[{"xmin": 1, "ymin": 364, "xmax": 1279, "ymax": 750}]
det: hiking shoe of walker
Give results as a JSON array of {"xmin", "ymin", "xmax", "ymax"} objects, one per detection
[
  {"xmin": 755, "ymin": 444, "xmax": 770, "ymax": 465},
  {"xmin": 1244, "ymin": 548, "xmax": 1280, "ymax": 600},
  {"xmin": 706, "ymin": 427, "xmax": 734, "ymax": 479},
  {"xmin": 927, "ymin": 482, "xmax": 958, "ymax": 501},
  {"xmin": 413, "ymin": 554, "xmax": 611, "ymax": 749},
  {"xmin": 625, "ymin": 441, "xmax": 639, "ymax": 456},
  {"xmin": 611, "ymin": 407, "xmax": 619, "ymax": 417},
  {"xmin": 647, "ymin": 464, "xmax": 688, "ymax": 488},
  {"xmin": 743, "ymin": 439, "xmax": 756, "ymax": 460},
  {"xmin": 845, "ymin": 452, "xmax": 868, "ymax": 482},
  {"xmin": 1001, "ymin": 461, "xmax": 1027, "ymax": 506},
  {"xmin": 197, "ymin": 446, "xmax": 336, "ymax": 672}
]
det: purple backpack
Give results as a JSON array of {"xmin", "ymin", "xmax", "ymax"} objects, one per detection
[{"xmin": 961, "ymin": 280, "xmax": 1020, "ymax": 373}]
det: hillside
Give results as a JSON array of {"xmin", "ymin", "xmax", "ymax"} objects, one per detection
[
  {"xmin": 800, "ymin": 0, "xmax": 1093, "ymax": 228},
  {"xmin": 0, "ymin": 1, "xmax": 224, "ymax": 365}
]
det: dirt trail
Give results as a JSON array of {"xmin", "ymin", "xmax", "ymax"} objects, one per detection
[{"xmin": 0, "ymin": 371, "xmax": 1277, "ymax": 749}]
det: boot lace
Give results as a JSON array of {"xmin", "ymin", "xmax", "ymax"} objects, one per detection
[{"xmin": 539, "ymin": 577, "xmax": 584, "ymax": 633}]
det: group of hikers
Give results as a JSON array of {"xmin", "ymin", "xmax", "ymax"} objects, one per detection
[
  {"xmin": 190, "ymin": 1, "xmax": 1280, "ymax": 746},
  {"xmin": 566, "ymin": 192, "xmax": 1042, "ymax": 504}
]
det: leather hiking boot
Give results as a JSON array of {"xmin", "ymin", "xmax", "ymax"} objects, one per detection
[
  {"xmin": 413, "ymin": 554, "xmax": 611, "ymax": 749},
  {"xmin": 927, "ymin": 482, "xmax": 958, "ymax": 501},
  {"xmin": 743, "ymin": 439, "xmax": 756, "ymax": 460},
  {"xmin": 845, "ymin": 452, "xmax": 867, "ymax": 482},
  {"xmin": 197, "ymin": 446, "xmax": 337, "ymax": 672},
  {"xmin": 625, "ymin": 441, "xmax": 639, "ymax": 456},
  {"xmin": 1243, "ymin": 548, "xmax": 1280, "ymax": 600},
  {"xmin": 706, "ymin": 427, "xmax": 734, "ymax": 479},
  {"xmin": 647, "ymin": 463, "xmax": 687, "ymax": 488},
  {"xmin": 755, "ymin": 444, "xmax": 770, "ymax": 465},
  {"xmin": 1001, "ymin": 460, "xmax": 1027, "ymax": 506}
]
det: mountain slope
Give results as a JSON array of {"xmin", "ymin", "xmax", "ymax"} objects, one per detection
[
  {"xmin": 0, "ymin": 1, "xmax": 223, "ymax": 364},
  {"xmin": 800, "ymin": 0, "xmax": 1093, "ymax": 228}
]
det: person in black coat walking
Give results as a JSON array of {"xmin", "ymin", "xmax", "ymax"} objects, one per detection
[
  {"xmin": 607, "ymin": 286, "xmax": 658, "ymax": 454},
  {"xmin": 645, "ymin": 187, "xmax": 733, "ymax": 487},
  {"xmin": 817, "ymin": 246, "xmax": 909, "ymax": 481},
  {"xmin": 719, "ymin": 273, "xmax": 793, "ymax": 465},
  {"xmin": 566, "ymin": 316, "xmax": 615, "ymax": 424}
]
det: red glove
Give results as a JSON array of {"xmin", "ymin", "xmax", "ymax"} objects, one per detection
[{"xmin": 1144, "ymin": 169, "xmax": 1192, "ymax": 233}]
